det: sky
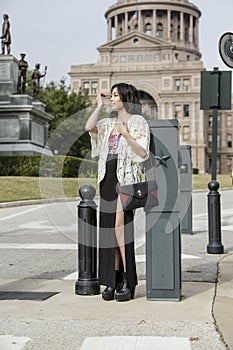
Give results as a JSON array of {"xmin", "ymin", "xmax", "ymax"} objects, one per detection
[{"xmin": 1, "ymin": 0, "xmax": 233, "ymax": 85}]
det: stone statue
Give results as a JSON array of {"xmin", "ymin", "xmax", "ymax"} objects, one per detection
[
  {"xmin": 0, "ymin": 14, "xmax": 11, "ymax": 55},
  {"xmin": 31, "ymin": 64, "xmax": 47, "ymax": 99},
  {"xmin": 17, "ymin": 53, "xmax": 28, "ymax": 94}
]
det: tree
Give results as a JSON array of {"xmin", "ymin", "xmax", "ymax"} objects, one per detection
[{"xmin": 26, "ymin": 73, "xmax": 92, "ymax": 158}]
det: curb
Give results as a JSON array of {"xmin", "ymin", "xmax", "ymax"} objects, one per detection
[
  {"xmin": 0, "ymin": 197, "xmax": 78, "ymax": 208},
  {"xmin": 0, "ymin": 188, "xmax": 232, "ymax": 208}
]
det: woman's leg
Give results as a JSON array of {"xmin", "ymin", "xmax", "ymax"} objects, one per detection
[
  {"xmin": 114, "ymin": 247, "xmax": 120, "ymax": 270},
  {"xmin": 114, "ymin": 197, "xmax": 137, "ymax": 301},
  {"xmin": 115, "ymin": 196, "xmax": 126, "ymax": 271}
]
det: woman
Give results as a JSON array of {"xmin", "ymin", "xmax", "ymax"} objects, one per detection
[{"xmin": 85, "ymin": 83, "xmax": 150, "ymax": 302}]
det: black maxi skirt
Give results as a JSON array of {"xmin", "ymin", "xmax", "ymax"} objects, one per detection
[{"xmin": 98, "ymin": 155, "xmax": 138, "ymax": 289}]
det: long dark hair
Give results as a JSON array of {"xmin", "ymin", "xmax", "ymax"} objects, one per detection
[{"xmin": 111, "ymin": 83, "xmax": 142, "ymax": 115}]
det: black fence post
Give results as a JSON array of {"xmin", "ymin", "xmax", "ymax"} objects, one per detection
[
  {"xmin": 75, "ymin": 184, "xmax": 100, "ymax": 295},
  {"xmin": 207, "ymin": 180, "xmax": 224, "ymax": 254}
]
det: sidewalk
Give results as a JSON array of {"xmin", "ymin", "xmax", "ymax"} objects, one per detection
[
  {"xmin": 214, "ymin": 254, "xmax": 233, "ymax": 349},
  {"xmin": 0, "ymin": 252, "xmax": 232, "ymax": 349}
]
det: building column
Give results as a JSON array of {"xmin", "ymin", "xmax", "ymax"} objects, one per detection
[
  {"xmin": 167, "ymin": 10, "xmax": 171, "ymax": 40},
  {"xmin": 167, "ymin": 103, "xmax": 174, "ymax": 119},
  {"xmin": 190, "ymin": 103, "xmax": 196, "ymax": 143},
  {"xmin": 125, "ymin": 12, "xmax": 128, "ymax": 35},
  {"xmin": 180, "ymin": 12, "xmax": 184, "ymax": 42},
  {"xmin": 198, "ymin": 105, "xmax": 205, "ymax": 145},
  {"xmin": 221, "ymin": 112, "xmax": 226, "ymax": 148},
  {"xmin": 138, "ymin": 9, "xmax": 142, "ymax": 32},
  {"xmin": 193, "ymin": 106, "xmax": 206, "ymax": 173},
  {"xmin": 160, "ymin": 103, "xmax": 166, "ymax": 119},
  {"xmin": 153, "ymin": 9, "xmax": 157, "ymax": 37},
  {"xmin": 189, "ymin": 14, "xmax": 193, "ymax": 44},
  {"xmin": 107, "ymin": 18, "xmax": 112, "ymax": 41},
  {"xmin": 115, "ymin": 14, "xmax": 118, "ymax": 39},
  {"xmin": 195, "ymin": 17, "xmax": 199, "ymax": 49}
]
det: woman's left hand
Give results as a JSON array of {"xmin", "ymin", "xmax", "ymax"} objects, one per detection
[{"xmin": 117, "ymin": 121, "xmax": 129, "ymax": 137}]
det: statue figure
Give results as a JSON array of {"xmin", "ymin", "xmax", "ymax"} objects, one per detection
[
  {"xmin": 0, "ymin": 14, "xmax": 11, "ymax": 55},
  {"xmin": 31, "ymin": 63, "xmax": 47, "ymax": 99},
  {"xmin": 17, "ymin": 53, "xmax": 28, "ymax": 94}
]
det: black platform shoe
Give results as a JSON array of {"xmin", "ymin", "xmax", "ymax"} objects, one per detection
[
  {"xmin": 115, "ymin": 272, "xmax": 135, "ymax": 302},
  {"xmin": 102, "ymin": 286, "xmax": 115, "ymax": 301},
  {"xmin": 102, "ymin": 270, "xmax": 123, "ymax": 301}
]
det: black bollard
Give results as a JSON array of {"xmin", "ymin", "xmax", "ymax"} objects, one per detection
[
  {"xmin": 207, "ymin": 180, "xmax": 224, "ymax": 254},
  {"xmin": 75, "ymin": 184, "xmax": 100, "ymax": 295}
]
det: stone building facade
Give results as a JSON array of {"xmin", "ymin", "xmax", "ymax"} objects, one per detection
[{"xmin": 69, "ymin": 0, "xmax": 233, "ymax": 174}]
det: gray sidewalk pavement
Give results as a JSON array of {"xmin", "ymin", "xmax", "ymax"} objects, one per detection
[
  {"xmin": 214, "ymin": 254, "xmax": 233, "ymax": 349},
  {"xmin": 0, "ymin": 192, "xmax": 233, "ymax": 349},
  {"xmin": 0, "ymin": 254, "xmax": 232, "ymax": 350}
]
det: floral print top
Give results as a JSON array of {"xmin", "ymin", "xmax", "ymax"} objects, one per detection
[
  {"xmin": 108, "ymin": 133, "xmax": 121, "ymax": 154},
  {"xmin": 89, "ymin": 115, "xmax": 150, "ymax": 186}
]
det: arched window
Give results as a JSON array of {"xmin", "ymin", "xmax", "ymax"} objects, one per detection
[
  {"xmin": 177, "ymin": 25, "xmax": 180, "ymax": 40},
  {"xmin": 138, "ymin": 90, "xmax": 158, "ymax": 119},
  {"xmin": 128, "ymin": 23, "xmax": 138, "ymax": 32},
  {"xmin": 145, "ymin": 23, "xmax": 152, "ymax": 35},
  {"xmin": 170, "ymin": 23, "xmax": 174, "ymax": 40},
  {"xmin": 156, "ymin": 23, "xmax": 163, "ymax": 38}
]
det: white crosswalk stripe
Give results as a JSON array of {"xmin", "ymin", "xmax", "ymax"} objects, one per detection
[
  {"xmin": 80, "ymin": 336, "xmax": 191, "ymax": 350},
  {"xmin": 0, "ymin": 335, "xmax": 30, "ymax": 350}
]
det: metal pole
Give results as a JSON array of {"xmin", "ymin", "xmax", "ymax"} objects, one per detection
[
  {"xmin": 207, "ymin": 68, "xmax": 224, "ymax": 254},
  {"xmin": 211, "ymin": 109, "xmax": 218, "ymax": 180},
  {"xmin": 75, "ymin": 184, "xmax": 100, "ymax": 295}
]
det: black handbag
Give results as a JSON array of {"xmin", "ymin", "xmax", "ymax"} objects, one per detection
[
  {"xmin": 118, "ymin": 179, "xmax": 158, "ymax": 211},
  {"xmin": 118, "ymin": 156, "xmax": 159, "ymax": 211}
]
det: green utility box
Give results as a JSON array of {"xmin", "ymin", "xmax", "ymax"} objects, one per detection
[
  {"xmin": 145, "ymin": 120, "xmax": 181, "ymax": 301},
  {"xmin": 179, "ymin": 145, "xmax": 193, "ymax": 235}
]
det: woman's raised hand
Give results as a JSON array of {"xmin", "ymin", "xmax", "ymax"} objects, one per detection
[
  {"xmin": 96, "ymin": 92, "xmax": 106, "ymax": 107},
  {"xmin": 85, "ymin": 93, "xmax": 106, "ymax": 131}
]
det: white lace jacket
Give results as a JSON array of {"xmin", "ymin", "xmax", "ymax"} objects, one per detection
[{"xmin": 90, "ymin": 115, "xmax": 150, "ymax": 186}]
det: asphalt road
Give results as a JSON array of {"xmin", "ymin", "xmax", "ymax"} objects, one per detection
[{"xmin": 0, "ymin": 189, "xmax": 233, "ymax": 281}]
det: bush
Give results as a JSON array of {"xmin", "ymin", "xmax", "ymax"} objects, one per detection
[{"xmin": 0, "ymin": 155, "xmax": 97, "ymax": 178}]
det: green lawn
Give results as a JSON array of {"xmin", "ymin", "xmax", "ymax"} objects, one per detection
[
  {"xmin": 0, "ymin": 175, "xmax": 232, "ymax": 203},
  {"xmin": 0, "ymin": 176, "xmax": 97, "ymax": 203},
  {"xmin": 192, "ymin": 174, "xmax": 232, "ymax": 190}
]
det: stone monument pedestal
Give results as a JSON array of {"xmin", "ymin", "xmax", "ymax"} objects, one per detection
[
  {"xmin": 0, "ymin": 55, "xmax": 53, "ymax": 155},
  {"xmin": 0, "ymin": 55, "xmax": 18, "ymax": 98}
]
